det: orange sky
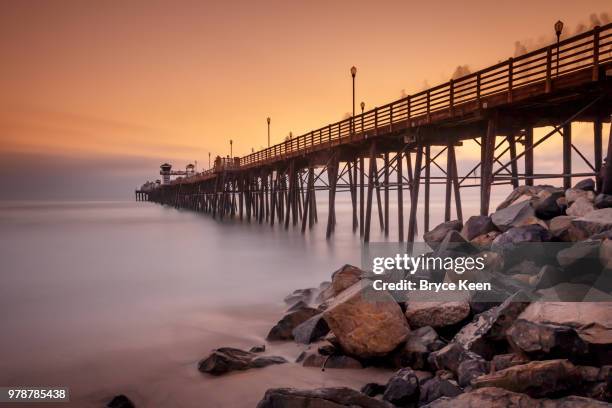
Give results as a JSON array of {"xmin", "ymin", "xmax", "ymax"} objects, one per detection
[{"xmin": 0, "ymin": 1, "xmax": 610, "ymax": 198}]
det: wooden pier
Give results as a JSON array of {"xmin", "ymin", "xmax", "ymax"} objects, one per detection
[{"xmin": 139, "ymin": 24, "xmax": 612, "ymax": 244}]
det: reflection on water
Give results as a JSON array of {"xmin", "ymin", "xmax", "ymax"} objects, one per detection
[{"xmin": 0, "ymin": 191, "xmax": 502, "ymax": 406}]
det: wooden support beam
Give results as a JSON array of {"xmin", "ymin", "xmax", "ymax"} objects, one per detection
[
  {"xmin": 450, "ymin": 144, "xmax": 463, "ymax": 222},
  {"xmin": 308, "ymin": 166, "xmax": 315, "ymax": 229},
  {"xmin": 445, "ymin": 144, "xmax": 452, "ymax": 222},
  {"xmin": 326, "ymin": 157, "xmax": 338, "ymax": 239},
  {"xmin": 359, "ymin": 156, "xmax": 365, "ymax": 237},
  {"xmin": 481, "ymin": 116, "xmax": 497, "ymax": 216},
  {"xmin": 602, "ymin": 123, "xmax": 612, "ymax": 194},
  {"xmin": 524, "ymin": 127, "xmax": 534, "ymax": 186},
  {"xmin": 407, "ymin": 145, "xmax": 423, "ymax": 244},
  {"xmin": 384, "ymin": 152, "xmax": 390, "ymax": 237},
  {"xmin": 374, "ymin": 158, "xmax": 384, "ymax": 231},
  {"xmin": 507, "ymin": 134, "xmax": 519, "ymax": 189},
  {"xmin": 397, "ymin": 151, "xmax": 404, "ymax": 242},
  {"xmin": 563, "ymin": 123, "xmax": 572, "ymax": 190},
  {"xmin": 364, "ymin": 142, "xmax": 377, "ymax": 243},
  {"xmin": 424, "ymin": 146, "xmax": 431, "ymax": 233},
  {"xmin": 595, "ymin": 118, "xmax": 603, "ymax": 191}
]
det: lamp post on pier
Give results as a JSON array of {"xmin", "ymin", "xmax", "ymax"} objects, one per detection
[
  {"xmin": 267, "ymin": 117, "xmax": 271, "ymax": 147},
  {"xmin": 554, "ymin": 20, "xmax": 564, "ymax": 75},
  {"xmin": 208, "ymin": 152, "xmax": 211, "ymax": 169},
  {"xmin": 230, "ymin": 140, "xmax": 233, "ymax": 157},
  {"xmin": 351, "ymin": 66, "xmax": 357, "ymax": 137}
]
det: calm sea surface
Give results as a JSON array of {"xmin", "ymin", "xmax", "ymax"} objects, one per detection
[{"xmin": 0, "ymin": 192, "xmax": 500, "ymax": 406}]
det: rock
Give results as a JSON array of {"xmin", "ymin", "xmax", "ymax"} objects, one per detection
[
  {"xmin": 566, "ymin": 188, "xmax": 596, "ymax": 204},
  {"xmin": 491, "ymin": 201, "xmax": 536, "ymax": 232},
  {"xmin": 567, "ymin": 196, "xmax": 596, "ymax": 217},
  {"xmin": 107, "ymin": 395, "xmax": 134, "ymax": 408},
  {"xmin": 405, "ymin": 301, "xmax": 470, "ymax": 329},
  {"xmin": 457, "ymin": 358, "xmax": 489, "ymax": 387},
  {"xmin": 250, "ymin": 345, "xmax": 265, "ymax": 353},
  {"xmin": 301, "ymin": 352, "xmax": 363, "ymax": 369},
  {"xmin": 491, "ymin": 225, "xmax": 552, "ymax": 268},
  {"xmin": 383, "ymin": 368, "xmax": 420, "ymax": 406},
  {"xmin": 391, "ymin": 326, "xmax": 445, "ymax": 369},
  {"xmin": 531, "ymin": 264, "xmax": 570, "ymax": 289},
  {"xmin": 600, "ymin": 239, "xmax": 612, "ymax": 269},
  {"xmin": 572, "ymin": 208, "xmax": 612, "ymax": 238},
  {"xmin": 361, "ymin": 383, "xmax": 386, "ymax": 397},
  {"xmin": 318, "ymin": 265, "xmax": 365, "ymax": 301},
  {"xmin": 267, "ymin": 307, "xmax": 320, "ymax": 341},
  {"xmin": 470, "ymin": 231, "xmax": 501, "ymax": 248},
  {"xmin": 461, "ymin": 215, "xmax": 497, "ymax": 241},
  {"xmin": 322, "ymin": 281, "xmax": 409, "ymax": 358},
  {"xmin": 293, "ymin": 314, "xmax": 330, "ymax": 344},
  {"xmin": 419, "ymin": 376, "xmax": 463, "ymax": 405},
  {"xmin": 510, "ymin": 302, "xmax": 612, "ymax": 365},
  {"xmin": 421, "ymin": 387, "xmax": 611, "ymax": 408},
  {"xmin": 453, "ymin": 292, "xmax": 529, "ymax": 360},
  {"xmin": 471, "ymin": 359, "xmax": 581, "ymax": 398},
  {"xmin": 256, "ymin": 387, "xmax": 394, "ymax": 408},
  {"xmin": 534, "ymin": 190, "xmax": 565, "ymax": 220},
  {"xmin": 595, "ymin": 194, "xmax": 612, "ymax": 209},
  {"xmin": 428, "ymin": 343, "xmax": 484, "ymax": 376},
  {"xmin": 507, "ymin": 319, "xmax": 589, "ymax": 361},
  {"xmin": 496, "ymin": 185, "xmax": 547, "ymax": 211},
  {"xmin": 287, "ymin": 300, "xmax": 309, "ymax": 312},
  {"xmin": 424, "ymin": 220, "xmax": 463, "ymax": 250},
  {"xmin": 574, "ymin": 178, "xmax": 596, "ymax": 191},
  {"xmin": 556, "ymin": 240, "xmax": 601, "ymax": 268},
  {"xmin": 490, "ymin": 353, "xmax": 529, "ymax": 372},
  {"xmin": 549, "ymin": 215, "xmax": 576, "ymax": 241},
  {"xmin": 198, "ymin": 347, "xmax": 287, "ymax": 375},
  {"xmin": 284, "ymin": 288, "xmax": 316, "ymax": 305}
]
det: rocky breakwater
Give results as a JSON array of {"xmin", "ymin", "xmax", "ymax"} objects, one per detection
[{"xmin": 251, "ymin": 180, "xmax": 612, "ymax": 407}]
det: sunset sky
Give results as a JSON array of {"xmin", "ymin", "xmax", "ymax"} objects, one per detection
[{"xmin": 0, "ymin": 0, "xmax": 610, "ymax": 199}]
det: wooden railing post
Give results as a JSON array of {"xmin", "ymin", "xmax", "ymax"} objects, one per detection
[
  {"xmin": 406, "ymin": 96, "xmax": 411, "ymax": 127},
  {"xmin": 328, "ymin": 124, "xmax": 332, "ymax": 144},
  {"xmin": 507, "ymin": 57, "xmax": 513, "ymax": 103},
  {"xmin": 426, "ymin": 90, "xmax": 431, "ymax": 122},
  {"xmin": 374, "ymin": 107, "xmax": 379, "ymax": 136},
  {"xmin": 476, "ymin": 72, "xmax": 481, "ymax": 108},
  {"xmin": 593, "ymin": 25, "xmax": 600, "ymax": 81},
  {"xmin": 390, "ymin": 105, "xmax": 394, "ymax": 131},
  {"xmin": 449, "ymin": 80, "xmax": 455, "ymax": 116},
  {"xmin": 545, "ymin": 46, "xmax": 552, "ymax": 93}
]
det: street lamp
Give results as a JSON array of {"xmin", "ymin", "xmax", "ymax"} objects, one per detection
[
  {"xmin": 554, "ymin": 20, "xmax": 564, "ymax": 75},
  {"xmin": 351, "ymin": 66, "xmax": 357, "ymax": 136},
  {"xmin": 267, "ymin": 117, "xmax": 271, "ymax": 147},
  {"xmin": 208, "ymin": 152, "xmax": 211, "ymax": 169},
  {"xmin": 230, "ymin": 139, "xmax": 233, "ymax": 157}
]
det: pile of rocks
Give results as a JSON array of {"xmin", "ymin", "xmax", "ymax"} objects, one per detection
[{"xmin": 203, "ymin": 180, "xmax": 612, "ymax": 407}]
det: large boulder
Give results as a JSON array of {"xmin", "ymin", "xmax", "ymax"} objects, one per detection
[
  {"xmin": 391, "ymin": 326, "xmax": 445, "ymax": 369},
  {"xmin": 549, "ymin": 215, "xmax": 576, "ymax": 241},
  {"xmin": 405, "ymin": 301, "xmax": 470, "ymax": 329},
  {"xmin": 428, "ymin": 342, "xmax": 485, "ymax": 377},
  {"xmin": 461, "ymin": 215, "xmax": 497, "ymax": 241},
  {"xmin": 422, "ymin": 387, "xmax": 610, "ymax": 408},
  {"xmin": 566, "ymin": 188, "xmax": 596, "ymax": 204},
  {"xmin": 317, "ymin": 265, "xmax": 365, "ymax": 302},
  {"xmin": 490, "ymin": 353, "xmax": 529, "ymax": 372},
  {"xmin": 198, "ymin": 347, "xmax": 287, "ymax": 375},
  {"xmin": 470, "ymin": 231, "xmax": 501, "ymax": 248},
  {"xmin": 571, "ymin": 208, "xmax": 612, "ymax": 238},
  {"xmin": 496, "ymin": 185, "xmax": 550, "ymax": 211},
  {"xmin": 322, "ymin": 281, "xmax": 409, "ymax": 358},
  {"xmin": 424, "ymin": 220, "xmax": 463, "ymax": 250},
  {"xmin": 293, "ymin": 314, "xmax": 330, "ymax": 344},
  {"xmin": 595, "ymin": 194, "xmax": 612, "ymax": 209},
  {"xmin": 382, "ymin": 368, "xmax": 420, "ymax": 406},
  {"xmin": 491, "ymin": 201, "xmax": 536, "ymax": 232},
  {"xmin": 419, "ymin": 375, "xmax": 462, "ymax": 405},
  {"xmin": 556, "ymin": 240, "xmax": 601, "ymax": 269},
  {"xmin": 256, "ymin": 387, "xmax": 394, "ymax": 408},
  {"xmin": 574, "ymin": 178, "xmax": 596, "ymax": 191},
  {"xmin": 534, "ymin": 190, "xmax": 566, "ymax": 220},
  {"xmin": 267, "ymin": 307, "xmax": 320, "ymax": 341},
  {"xmin": 567, "ymin": 196, "xmax": 596, "ymax": 217},
  {"xmin": 471, "ymin": 359, "xmax": 581, "ymax": 398},
  {"xmin": 453, "ymin": 292, "xmax": 529, "ymax": 360},
  {"xmin": 299, "ymin": 352, "xmax": 363, "ymax": 369},
  {"xmin": 509, "ymin": 302, "xmax": 612, "ymax": 365}
]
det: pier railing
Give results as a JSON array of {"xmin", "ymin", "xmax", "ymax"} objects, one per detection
[{"xmin": 237, "ymin": 24, "xmax": 611, "ymax": 168}]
